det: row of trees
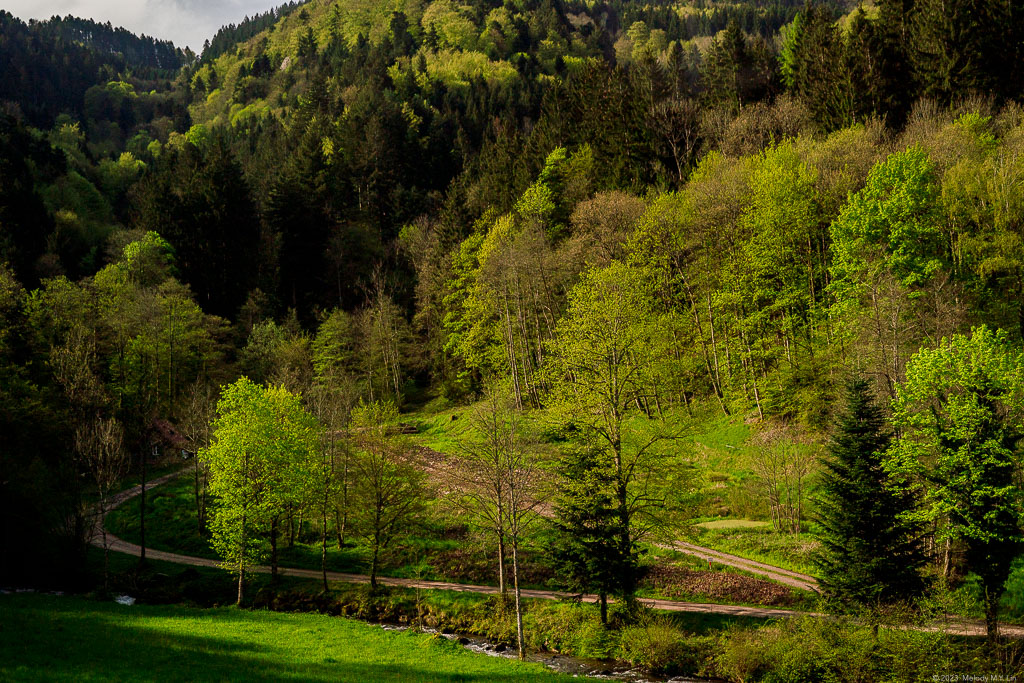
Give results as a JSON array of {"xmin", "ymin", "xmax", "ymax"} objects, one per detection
[
  {"xmin": 817, "ymin": 327, "xmax": 1024, "ymax": 641},
  {"xmin": 201, "ymin": 379, "xmax": 427, "ymax": 603}
]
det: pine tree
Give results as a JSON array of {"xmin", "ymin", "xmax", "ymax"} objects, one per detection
[
  {"xmin": 814, "ymin": 379, "xmax": 925, "ymax": 609},
  {"xmin": 785, "ymin": 2, "xmax": 854, "ymax": 131},
  {"xmin": 550, "ymin": 445, "xmax": 639, "ymax": 624}
]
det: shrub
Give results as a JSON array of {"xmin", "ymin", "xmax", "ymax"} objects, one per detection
[
  {"xmin": 618, "ymin": 617, "xmax": 686, "ymax": 673},
  {"xmin": 526, "ymin": 602, "xmax": 612, "ymax": 659}
]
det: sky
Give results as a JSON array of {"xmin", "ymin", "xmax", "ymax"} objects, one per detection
[{"xmin": 4, "ymin": 0, "xmax": 283, "ymax": 53}]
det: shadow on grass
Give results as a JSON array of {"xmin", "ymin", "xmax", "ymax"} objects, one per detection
[{"xmin": 0, "ymin": 593, "xmax": 570, "ymax": 682}]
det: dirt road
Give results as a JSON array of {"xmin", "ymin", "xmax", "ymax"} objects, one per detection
[
  {"xmin": 94, "ymin": 469, "xmax": 1023, "ymax": 638},
  {"xmin": 664, "ymin": 541, "xmax": 819, "ymax": 593}
]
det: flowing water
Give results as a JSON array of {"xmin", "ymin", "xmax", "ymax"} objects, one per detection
[{"xmin": 376, "ymin": 623, "xmax": 712, "ymax": 683}]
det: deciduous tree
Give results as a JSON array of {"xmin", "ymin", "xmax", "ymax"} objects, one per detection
[{"xmin": 888, "ymin": 326, "xmax": 1024, "ymax": 642}]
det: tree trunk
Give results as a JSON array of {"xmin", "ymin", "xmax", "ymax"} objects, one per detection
[
  {"xmin": 194, "ymin": 459, "xmax": 203, "ymax": 535},
  {"xmin": 321, "ymin": 508, "xmax": 329, "ymax": 592},
  {"xmin": 270, "ymin": 517, "xmax": 279, "ymax": 581},
  {"xmin": 497, "ymin": 529, "xmax": 507, "ymax": 598},
  {"xmin": 984, "ymin": 584, "xmax": 999, "ymax": 645},
  {"xmin": 335, "ymin": 507, "xmax": 347, "ymax": 549},
  {"xmin": 942, "ymin": 536, "xmax": 951, "ymax": 578},
  {"xmin": 599, "ymin": 592, "xmax": 608, "ymax": 624},
  {"xmin": 370, "ymin": 539, "xmax": 380, "ymax": 590},
  {"xmin": 512, "ymin": 541, "xmax": 526, "ymax": 661},
  {"xmin": 237, "ymin": 515, "xmax": 246, "ymax": 606},
  {"xmin": 139, "ymin": 449, "xmax": 147, "ymax": 563}
]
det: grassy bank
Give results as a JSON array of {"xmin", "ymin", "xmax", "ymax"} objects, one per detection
[
  {"xmin": 0, "ymin": 592, "xmax": 581, "ymax": 682},
  {"xmin": 13, "ymin": 549, "xmax": 1018, "ymax": 682}
]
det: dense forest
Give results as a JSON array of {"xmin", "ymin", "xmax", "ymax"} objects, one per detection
[{"xmin": 3, "ymin": 0, "xmax": 1024, "ymax": 677}]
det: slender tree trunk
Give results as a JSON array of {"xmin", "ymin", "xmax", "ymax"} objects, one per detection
[
  {"xmin": 370, "ymin": 540, "xmax": 380, "ymax": 590},
  {"xmin": 497, "ymin": 529, "xmax": 507, "ymax": 598},
  {"xmin": 707, "ymin": 296, "xmax": 723, "ymax": 392},
  {"xmin": 599, "ymin": 592, "xmax": 608, "ymax": 624},
  {"xmin": 512, "ymin": 541, "xmax": 525, "ymax": 661},
  {"xmin": 139, "ymin": 449, "xmax": 147, "ymax": 563},
  {"xmin": 942, "ymin": 536, "xmax": 951, "ymax": 578},
  {"xmin": 194, "ymin": 459, "xmax": 203, "ymax": 535},
  {"xmin": 335, "ymin": 507, "xmax": 347, "ymax": 550},
  {"xmin": 686, "ymin": 288, "xmax": 729, "ymax": 414},
  {"xmin": 322, "ymin": 506, "xmax": 329, "ymax": 592},
  {"xmin": 237, "ymin": 515, "xmax": 246, "ymax": 606},
  {"xmin": 270, "ymin": 517, "xmax": 279, "ymax": 581}
]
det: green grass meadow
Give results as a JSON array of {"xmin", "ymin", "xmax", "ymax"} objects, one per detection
[{"xmin": 0, "ymin": 592, "xmax": 580, "ymax": 682}]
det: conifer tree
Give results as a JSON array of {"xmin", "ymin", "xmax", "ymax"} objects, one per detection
[
  {"xmin": 550, "ymin": 445, "xmax": 639, "ymax": 624},
  {"xmin": 814, "ymin": 379, "xmax": 925, "ymax": 609}
]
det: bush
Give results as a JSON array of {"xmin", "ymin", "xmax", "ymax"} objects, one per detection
[
  {"xmin": 618, "ymin": 617, "xmax": 686, "ymax": 673},
  {"xmin": 712, "ymin": 615, "xmax": 1012, "ymax": 683},
  {"xmin": 526, "ymin": 602, "xmax": 612, "ymax": 659}
]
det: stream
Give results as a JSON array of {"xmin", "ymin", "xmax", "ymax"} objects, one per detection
[{"xmin": 376, "ymin": 623, "xmax": 712, "ymax": 683}]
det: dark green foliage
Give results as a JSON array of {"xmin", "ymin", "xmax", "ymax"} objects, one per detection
[
  {"xmin": 0, "ymin": 264, "xmax": 83, "ymax": 587},
  {"xmin": 202, "ymin": 2, "xmax": 305, "ymax": 62},
  {"xmin": 700, "ymin": 20, "xmax": 777, "ymax": 110},
  {"xmin": 956, "ymin": 396, "xmax": 1023, "ymax": 638},
  {"xmin": 0, "ymin": 115, "xmax": 62, "ymax": 284},
  {"xmin": 783, "ymin": 2, "xmax": 853, "ymax": 131},
  {"xmin": 814, "ymin": 380, "xmax": 925, "ymax": 609},
  {"xmin": 0, "ymin": 11, "xmax": 188, "ymax": 128},
  {"xmin": 550, "ymin": 446, "xmax": 640, "ymax": 623},
  {"xmin": 909, "ymin": 0, "xmax": 1018, "ymax": 101},
  {"xmin": 133, "ymin": 138, "xmax": 260, "ymax": 318}
]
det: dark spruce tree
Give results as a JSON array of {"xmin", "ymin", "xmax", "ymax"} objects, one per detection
[
  {"xmin": 550, "ymin": 445, "xmax": 640, "ymax": 624},
  {"xmin": 814, "ymin": 379, "xmax": 925, "ymax": 610}
]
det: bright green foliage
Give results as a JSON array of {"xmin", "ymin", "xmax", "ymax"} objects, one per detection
[
  {"xmin": 733, "ymin": 142, "xmax": 821, "ymax": 328},
  {"xmin": 830, "ymin": 146, "xmax": 945, "ymax": 295},
  {"xmin": 442, "ymin": 231, "xmax": 503, "ymax": 385},
  {"xmin": 889, "ymin": 326, "xmax": 1024, "ymax": 638},
  {"xmin": 815, "ymin": 379, "xmax": 925, "ymax": 609},
  {"xmin": 421, "ymin": 0, "xmax": 478, "ymax": 51},
  {"xmin": 548, "ymin": 261, "xmax": 692, "ymax": 602},
  {"xmin": 778, "ymin": 12, "xmax": 805, "ymax": 89},
  {"xmin": 239, "ymin": 321, "xmax": 286, "ymax": 385},
  {"xmin": 120, "ymin": 231, "xmax": 175, "ymax": 286},
  {"xmin": 942, "ymin": 124, "xmax": 1024, "ymax": 339},
  {"xmin": 202, "ymin": 378, "xmax": 321, "ymax": 601},
  {"xmin": 312, "ymin": 308, "xmax": 358, "ymax": 382},
  {"xmin": 515, "ymin": 182, "xmax": 556, "ymax": 226}
]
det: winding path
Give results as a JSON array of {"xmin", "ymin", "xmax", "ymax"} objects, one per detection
[
  {"xmin": 93, "ymin": 469, "xmax": 1023, "ymax": 638},
  {"xmin": 664, "ymin": 541, "xmax": 819, "ymax": 593}
]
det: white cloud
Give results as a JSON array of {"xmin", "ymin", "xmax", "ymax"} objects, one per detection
[{"xmin": 4, "ymin": 0, "xmax": 283, "ymax": 53}]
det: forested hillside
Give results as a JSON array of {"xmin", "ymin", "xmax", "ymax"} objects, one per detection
[{"xmin": 3, "ymin": 0, "xmax": 1024, "ymax": 676}]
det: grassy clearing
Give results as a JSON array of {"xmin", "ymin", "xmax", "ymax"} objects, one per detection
[
  {"xmin": 696, "ymin": 519, "xmax": 772, "ymax": 530},
  {"xmin": 106, "ymin": 474, "xmax": 554, "ymax": 588},
  {"xmin": 0, "ymin": 592, "xmax": 581, "ymax": 682},
  {"xmin": 693, "ymin": 525, "xmax": 822, "ymax": 577}
]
